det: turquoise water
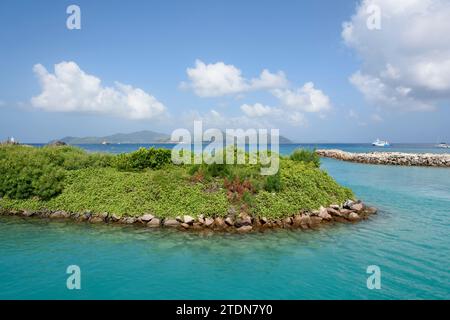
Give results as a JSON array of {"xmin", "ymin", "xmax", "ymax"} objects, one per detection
[{"xmin": 0, "ymin": 144, "xmax": 449, "ymax": 299}]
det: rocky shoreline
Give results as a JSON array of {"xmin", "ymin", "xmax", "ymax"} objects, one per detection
[
  {"xmin": 316, "ymin": 149, "xmax": 450, "ymax": 167},
  {"xmin": 0, "ymin": 200, "xmax": 377, "ymax": 233}
]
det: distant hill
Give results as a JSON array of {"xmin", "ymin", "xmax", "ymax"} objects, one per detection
[
  {"xmin": 53, "ymin": 130, "xmax": 293, "ymax": 144},
  {"xmin": 55, "ymin": 130, "xmax": 171, "ymax": 144}
]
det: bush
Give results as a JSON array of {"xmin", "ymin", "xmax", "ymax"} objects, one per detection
[
  {"xmin": 264, "ymin": 172, "xmax": 282, "ymax": 192},
  {"xmin": 0, "ymin": 147, "xmax": 65, "ymax": 200},
  {"xmin": 115, "ymin": 147, "xmax": 172, "ymax": 171},
  {"xmin": 289, "ymin": 149, "xmax": 320, "ymax": 168}
]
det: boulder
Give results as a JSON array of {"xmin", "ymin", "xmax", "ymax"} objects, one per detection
[
  {"xmin": 121, "ymin": 217, "xmax": 137, "ymax": 224},
  {"xmin": 204, "ymin": 217, "xmax": 214, "ymax": 227},
  {"xmin": 147, "ymin": 218, "xmax": 160, "ymax": 227},
  {"xmin": 318, "ymin": 207, "xmax": 332, "ymax": 221},
  {"xmin": 309, "ymin": 216, "xmax": 323, "ymax": 227},
  {"xmin": 364, "ymin": 207, "xmax": 378, "ymax": 215},
  {"xmin": 292, "ymin": 215, "xmax": 303, "ymax": 227},
  {"xmin": 22, "ymin": 210, "xmax": 34, "ymax": 217},
  {"xmin": 164, "ymin": 219, "xmax": 180, "ymax": 227},
  {"xmin": 109, "ymin": 214, "xmax": 121, "ymax": 222},
  {"xmin": 238, "ymin": 214, "xmax": 252, "ymax": 226},
  {"xmin": 214, "ymin": 217, "xmax": 226, "ymax": 228},
  {"xmin": 348, "ymin": 212, "xmax": 360, "ymax": 221},
  {"xmin": 140, "ymin": 214, "xmax": 154, "ymax": 222},
  {"xmin": 224, "ymin": 217, "xmax": 234, "ymax": 226},
  {"xmin": 283, "ymin": 217, "xmax": 293, "ymax": 226},
  {"xmin": 197, "ymin": 215, "xmax": 205, "ymax": 224},
  {"xmin": 50, "ymin": 211, "xmax": 69, "ymax": 219},
  {"xmin": 181, "ymin": 223, "xmax": 190, "ymax": 229},
  {"xmin": 327, "ymin": 207, "xmax": 341, "ymax": 217},
  {"xmin": 183, "ymin": 215, "xmax": 195, "ymax": 224},
  {"xmin": 339, "ymin": 209, "xmax": 353, "ymax": 219},
  {"xmin": 237, "ymin": 225, "xmax": 253, "ymax": 233},
  {"xmin": 89, "ymin": 215, "xmax": 104, "ymax": 223},
  {"xmin": 350, "ymin": 203, "xmax": 364, "ymax": 212},
  {"xmin": 330, "ymin": 204, "xmax": 340, "ymax": 210},
  {"xmin": 343, "ymin": 199, "xmax": 355, "ymax": 209}
]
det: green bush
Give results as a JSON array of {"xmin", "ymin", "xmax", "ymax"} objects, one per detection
[
  {"xmin": 0, "ymin": 147, "xmax": 65, "ymax": 200},
  {"xmin": 264, "ymin": 172, "xmax": 282, "ymax": 192},
  {"xmin": 289, "ymin": 149, "xmax": 320, "ymax": 168},
  {"xmin": 115, "ymin": 147, "xmax": 172, "ymax": 171}
]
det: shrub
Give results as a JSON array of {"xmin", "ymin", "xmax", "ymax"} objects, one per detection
[
  {"xmin": 114, "ymin": 147, "xmax": 172, "ymax": 171},
  {"xmin": 289, "ymin": 149, "xmax": 320, "ymax": 168},
  {"xmin": 0, "ymin": 147, "xmax": 65, "ymax": 200},
  {"xmin": 264, "ymin": 172, "xmax": 282, "ymax": 192}
]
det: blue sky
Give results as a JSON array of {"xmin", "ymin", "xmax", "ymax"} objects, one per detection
[{"xmin": 0, "ymin": 0, "xmax": 449, "ymax": 143}]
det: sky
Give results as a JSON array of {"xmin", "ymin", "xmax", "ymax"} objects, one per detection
[{"xmin": 0, "ymin": 0, "xmax": 449, "ymax": 143}]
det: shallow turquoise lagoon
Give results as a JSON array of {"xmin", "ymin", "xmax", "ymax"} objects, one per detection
[{"xmin": 0, "ymin": 145, "xmax": 449, "ymax": 299}]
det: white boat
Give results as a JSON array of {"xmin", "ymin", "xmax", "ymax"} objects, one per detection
[
  {"xmin": 372, "ymin": 138, "xmax": 390, "ymax": 147},
  {"xmin": 436, "ymin": 142, "xmax": 449, "ymax": 148}
]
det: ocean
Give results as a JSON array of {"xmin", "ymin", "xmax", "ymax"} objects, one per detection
[{"xmin": 0, "ymin": 143, "xmax": 449, "ymax": 299}]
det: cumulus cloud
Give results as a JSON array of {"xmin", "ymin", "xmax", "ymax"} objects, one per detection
[
  {"xmin": 272, "ymin": 82, "xmax": 331, "ymax": 113},
  {"xmin": 342, "ymin": 0, "xmax": 450, "ymax": 110},
  {"xmin": 31, "ymin": 61, "xmax": 166, "ymax": 120},
  {"xmin": 184, "ymin": 59, "xmax": 288, "ymax": 97},
  {"xmin": 240, "ymin": 103, "xmax": 279, "ymax": 117}
]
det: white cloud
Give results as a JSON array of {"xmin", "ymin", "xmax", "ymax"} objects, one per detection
[
  {"xmin": 342, "ymin": 0, "xmax": 450, "ymax": 110},
  {"xmin": 184, "ymin": 60, "xmax": 288, "ymax": 97},
  {"xmin": 272, "ymin": 82, "xmax": 331, "ymax": 113},
  {"xmin": 240, "ymin": 103, "xmax": 278, "ymax": 117},
  {"xmin": 31, "ymin": 61, "xmax": 166, "ymax": 120}
]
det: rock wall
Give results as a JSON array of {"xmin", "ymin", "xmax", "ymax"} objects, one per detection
[{"xmin": 316, "ymin": 149, "xmax": 450, "ymax": 167}]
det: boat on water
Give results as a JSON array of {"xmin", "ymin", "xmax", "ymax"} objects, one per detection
[
  {"xmin": 436, "ymin": 142, "xmax": 449, "ymax": 148},
  {"xmin": 372, "ymin": 138, "xmax": 390, "ymax": 147}
]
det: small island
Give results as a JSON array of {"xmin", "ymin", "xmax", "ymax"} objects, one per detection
[{"xmin": 0, "ymin": 145, "xmax": 376, "ymax": 232}]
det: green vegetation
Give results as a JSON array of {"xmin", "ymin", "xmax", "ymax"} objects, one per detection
[
  {"xmin": 289, "ymin": 148, "xmax": 321, "ymax": 168},
  {"xmin": 0, "ymin": 145, "xmax": 353, "ymax": 219}
]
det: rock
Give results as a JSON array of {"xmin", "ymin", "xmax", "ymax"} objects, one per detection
[
  {"xmin": 283, "ymin": 217, "xmax": 292, "ymax": 226},
  {"xmin": 300, "ymin": 215, "xmax": 311, "ymax": 228},
  {"xmin": 310, "ymin": 216, "xmax": 323, "ymax": 227},
  {"xmin": 164, "ymin": 219, "xmax": 180, "ymax": 227},
  {"xmin": 181, "ymin": 223, "xmax": 190, "ymax": 229},
  {"xmin": 330, "ymin": 204, "xmax": 340, "ymax": 210},
  {"xmin": 22, "ymin": 210, "xmax": 34, "ymax": 217},
  {"xmin": 238, "ymin": 214, "xmax": 252, "ymax": 226},
  {"xmin": 350, "ymin": 203, "xmax": 364, "ymax": 212},
  {"xmin": 109, "ymin": 214, "xmax": 120, "ymax": 222},
  {"xmin": 183, "ymin": 215, "xmax": 195, "ymax": 224},
  {"xmin": 339, "ymin": 209, "xmax": 353, "ymax": 219},
  {"xmin": 348, "ymin": 212, "xmax": 360, "ymax": 221},
  {"xmin": 204, "ymin": 217, "xmax": 214, "ymax": 227},
  {"xmin": 140, "ymin": 214, "xmax": 154, "ymax": 222},
  {"xmin": 198, "ymin": 215, "xmax": 205, "ymax": 224},
  {"xmin": 293, "ymin": 215, "xmax": 303, "ymax": 227},
  {"xmin": 327, "ymin": 207, "xmax": 341, "ymax": 217},
  {"xmin": 121, "ymin": 217, "xmax": 137, "ymax": 224},
  {"xmin": 237, "ymin": 225, "xmax": 253, "ymax": 233},
  {"xmin": 260, "ymin": 217, "xmax": 268, "ymax": 224},
  {"xmin": 318, "ymin": 207, "xmax": 332, "ymax": 221},
  {"xmin": 214, "ymin": 217, "xmax": 226, "ymax": 228},
  {"xmin": 89, "ymin": 215, "xmax": 104, "ymax": 223},
  {"xmin": 343, "ymin": 200, "xmax": 355, "ymax": 209},
  {"xmin": 50, "ymin": 211, "xmax": 69, "ymax": 219},
  {"xmin": 224, "ymin": 217, "xmax": 234, "ymax": 226},
  {"xmin": 175, "ymin": 216, "xmax": 183, "ymax": 223},
  {"xmin": 147, "ymin": 218, "xmax": 160, "ymax": 227}
]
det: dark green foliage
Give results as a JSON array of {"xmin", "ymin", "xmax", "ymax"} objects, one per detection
[
  {"xmin": 0, "ymin": 146, "xmax": 65, "ymax": 200},
  {"xmin": 264, "ymin": 172, "xmax": 282, "ymax": 192},
  {"xmin": 289, "ymin": 149, "xmax": 320, "ymax": 168},
  {"xmin": 114, "ymin": 147, "xmax": 172, "ymax": 171}
]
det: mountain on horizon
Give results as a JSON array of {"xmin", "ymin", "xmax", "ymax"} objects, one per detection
[{"xmin": 53, "ymin": 130, "xmax": 294, "ymax": 144}]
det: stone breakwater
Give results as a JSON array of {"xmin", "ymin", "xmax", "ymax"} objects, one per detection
[
  {"xmin": 0, "ymin": 200, "xmax": 377, "ymax": 233},
  {"xmin": 316, "ymin": 149, "xmax": 450, "ymax": 167}
]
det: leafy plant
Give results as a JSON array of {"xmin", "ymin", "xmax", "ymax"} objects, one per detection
[{"xmin": 289, "ymin": 148, "xmax": 320, "ymax": 168}]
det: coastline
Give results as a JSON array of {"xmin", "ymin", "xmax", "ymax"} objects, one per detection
[
  {"xmin": 0, "ymin": 199, "xmax": 377, "ymax": 233},
  {"xmin": 316, "ymin": 149, "xmax": 450, "ymax": 167}
]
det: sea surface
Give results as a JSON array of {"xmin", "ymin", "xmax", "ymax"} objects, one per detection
[{"xmin": 0, "ymin": 144, "xmax": 449, "ymax": 299}]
